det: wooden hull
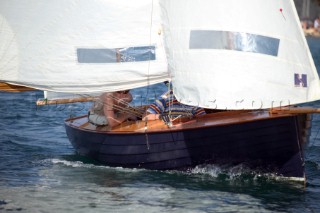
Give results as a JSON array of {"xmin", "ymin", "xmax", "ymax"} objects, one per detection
[{"xmin": 65, "ymin": 110, "xmax": 311, "ymax": 181}]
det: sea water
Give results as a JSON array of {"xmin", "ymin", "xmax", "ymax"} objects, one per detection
[{"xmin": 1, "ymin": 39, "xmax": 320, "ymax": 212}]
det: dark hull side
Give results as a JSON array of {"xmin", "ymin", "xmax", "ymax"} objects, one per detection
[{"xmin": 65, "ymin": 112, "xmax": 311, "ymax": 180}]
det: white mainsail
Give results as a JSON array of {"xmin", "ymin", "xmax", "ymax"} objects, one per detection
[
  {"xmin": 160, "ymin": 0, "xmax": 320, "ymax": 109},
  {"xmin": 0, "ymin": 0, "xmax": 168, "ymax": 93},
  {"xmin": 1, "ymin": 0, "xmax": 319, "ymax": 110}
]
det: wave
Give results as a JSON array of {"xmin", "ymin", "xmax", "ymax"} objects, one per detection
[
  {"xmin": 0, "ymin": 138, "xmax": 41, "ymax": 150},
  {"xmin": 306, "ymin": 160, "xmax": 320, "ymax": 169}
]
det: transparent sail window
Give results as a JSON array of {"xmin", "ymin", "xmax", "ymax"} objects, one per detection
[
  {"xmin": 189, "ymin": 31, "xmax": 280, "ymax": 56},
  {"xmin": 77, "ymin": 46, "xmax": 156, "ymax": 63}
]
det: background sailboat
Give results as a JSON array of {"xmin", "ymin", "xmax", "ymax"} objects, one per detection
[{"xmin": 0, "ymin": 0, "xmax": 319, "ymax": 182}]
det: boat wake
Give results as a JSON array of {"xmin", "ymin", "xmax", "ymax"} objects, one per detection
[
  {"xmin": 45, "ymin": 159, "xmax": 305, "ymax": 183},
  {"xmin": 188, "ymin": 163, "xmax": 266, "ymax": 179},
  {"xmin": 185, "ymin": 163, "xmax": 302, "ymax": 183},
  {"xmin": 51, "ymin": 159, "xmax": 93, "ymax": 168},
  {"xmin": 47, "ymin": 158, "xmax": 143, "ymax": 173}
]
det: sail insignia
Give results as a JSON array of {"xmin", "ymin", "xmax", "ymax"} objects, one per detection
[{"xmin": 294, "ymin": 74, "xmax": 308, "ymax": 88}]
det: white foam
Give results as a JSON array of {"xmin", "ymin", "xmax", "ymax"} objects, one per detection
[
  {"xmin": 47, "ymin": 158, "xmax": 143, "ymax": 173},
  {"xmin": 189, "ymin": 164, "xmax": 223, "ymax": 178}
]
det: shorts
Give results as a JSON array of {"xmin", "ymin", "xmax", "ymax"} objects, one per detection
[{"xmin": 88, "ymin": 111, "xmax": 108, "ymax": 126}]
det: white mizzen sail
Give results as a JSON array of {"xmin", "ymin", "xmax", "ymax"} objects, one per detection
[
  {"xmin": 0, "ymin": 0, "xmax": 168, "ymax": 93},
  {"xmin": 160, "ymin": 0, "xmax": 320, "ymax": 109}
]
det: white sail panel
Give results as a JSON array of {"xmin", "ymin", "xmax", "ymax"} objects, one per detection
[
  {"xmin": 0, "ymin": 0, "xmax": 168, "ymax": 93},
  {"xmin": 160, "ymin": 0, "xmax": 320, "ymax": 109}
]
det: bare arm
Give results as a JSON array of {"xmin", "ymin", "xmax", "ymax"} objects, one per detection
[
  {"xmin": 103, "ymin": 92, "xmax": 132, "ymax": 127},
  {"xmin": 143, "ymin": 113, "xmax": 160, "ymax": 121}
]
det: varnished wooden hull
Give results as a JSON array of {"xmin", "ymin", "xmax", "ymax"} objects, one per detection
[{"xmin": 65, "ymin": 110, "xmax": 311, "ymax": 180}]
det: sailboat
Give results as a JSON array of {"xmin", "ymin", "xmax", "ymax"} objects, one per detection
[{"xmin": 1, "ymin": 0, "xmax": 319, "ymax": 182}]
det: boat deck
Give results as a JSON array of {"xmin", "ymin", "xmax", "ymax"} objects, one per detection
[{"xmin": 66, "ymin": 110, "xmax": 307, "ymax": 134}]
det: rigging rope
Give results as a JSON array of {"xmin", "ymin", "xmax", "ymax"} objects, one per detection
[{"xmin": 102, "ymin": 94, "xmax": 145, "ymax": 118}]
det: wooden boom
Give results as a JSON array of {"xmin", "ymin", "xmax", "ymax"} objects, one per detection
[
  {"xmin": 36, "ymin": 97, "xmax": 96, "ymax": 105},
  {"xmin": 271, "ymin": 107, "xmax": 320, "ymax": 114},
  {"xmin": 0, "ymin": 82, "xmax": 36, "ymax": 92}
]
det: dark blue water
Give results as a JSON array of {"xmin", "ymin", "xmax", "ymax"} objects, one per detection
[{"xmin": 1, "ymin": 40, "xmax": 320, "ymax": 212}]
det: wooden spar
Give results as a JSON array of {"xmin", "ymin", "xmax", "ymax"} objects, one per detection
[
  {"xmin": 0, "ymin": 82, "xmax": 36, "ymax": 92},
  {"xmin": 37, "ymin": 94, "xmax": 146, "ymax": 119},
  {"xmin": 270, "ymin": 107, "xmax": 320, "ymax": 114},
  {"xmin": 36, "ymin": 97, "xmax": 96, "ymax": 105}
]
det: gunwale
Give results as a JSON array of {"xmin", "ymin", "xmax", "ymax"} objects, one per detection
[{"xmin": 65, "ymin": 110, "xmax": 297, "ymax": 134}]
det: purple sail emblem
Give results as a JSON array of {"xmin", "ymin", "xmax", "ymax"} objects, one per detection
[{"xmin": 294, "ymin": 74, "xmax": 307, "ymax": 87}]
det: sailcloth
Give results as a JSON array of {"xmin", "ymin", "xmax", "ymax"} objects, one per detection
[
  {"xmin": 160, "ymin": 0, "xmax": 320, "ymax": 109},
  {"xmin": 0, "ymin": 0, "xmax": 168, "ymax": 93}
]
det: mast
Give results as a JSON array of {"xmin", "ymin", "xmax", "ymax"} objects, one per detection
[{"xmin": 301, "ymin": 0, "xmax": 311, "ymax": 18}]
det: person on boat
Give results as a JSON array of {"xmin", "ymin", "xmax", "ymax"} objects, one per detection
[
  {"xmin": 314, "ymin": 16, "xmax": 320, "ymax": 32},
  {"xmin": 143, "ymin": 81, "xmax": 206, "ymax": 121},
  {"xmin": 88, "ymin": 90, "xmax": 137, "ymax": 127}
]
